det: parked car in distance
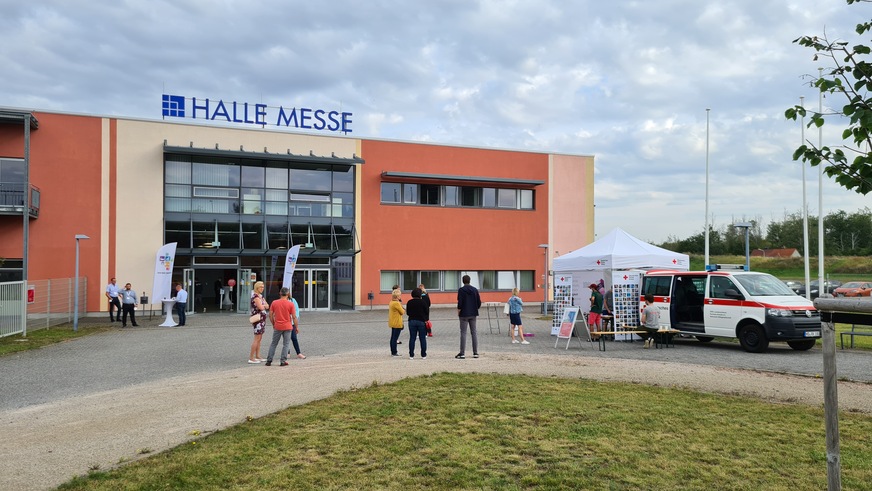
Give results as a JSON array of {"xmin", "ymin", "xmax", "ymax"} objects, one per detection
[
  {"xmin": 796, "ymin": 280, "xmax": 843, "ymax": 299},
  {"xmin": 783, "ymin": 280, "xmax": 802, "ymax": 294},
  {"xmin": 833, "ymin": 281, "xmax": 872, "ymax": 297}
]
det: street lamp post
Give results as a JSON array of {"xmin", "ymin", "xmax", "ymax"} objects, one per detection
[
  {"xmin": 733, "ymin": 223, "xmax": 751, "ymax": 271},
  {"xmin": 73, "ymin": 234, "xmax": 90, "ymax": 331},
  {"xmin": 538, "ymin": 244, "xmax": 549, "ymax": 314}
]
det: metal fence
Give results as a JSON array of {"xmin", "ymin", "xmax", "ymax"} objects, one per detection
[
  {"xmin": 0, "ymin": 281, "xmax": 25, "ymax": 337},
  {"xmin": 0, "ymin": 278, "xmax": 87, "ymax": 338}
]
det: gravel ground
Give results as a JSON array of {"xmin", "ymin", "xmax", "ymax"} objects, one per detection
[{"xmin": 2, "ymin": 309, "xmax": 870, "ymax": 490}]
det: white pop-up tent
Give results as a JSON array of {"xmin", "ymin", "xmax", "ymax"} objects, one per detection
[
  {"xmin": 550, "ymin": 228, "xmax": 690, "ymax": 337},
  {"xmin": 553, "ymin": 228, "xmax": 689, "ymax": 272}
]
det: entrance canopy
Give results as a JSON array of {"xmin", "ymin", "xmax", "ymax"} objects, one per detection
[{"xmin": 553, "ymin": 228, "xmax": 689, "ymax": 272}]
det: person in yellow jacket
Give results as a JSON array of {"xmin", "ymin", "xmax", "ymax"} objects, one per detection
[{"xmin": 388, "ymin": 289, "xmax": 405, "ymax": 357}]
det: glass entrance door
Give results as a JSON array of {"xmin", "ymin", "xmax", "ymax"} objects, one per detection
[
  {"xmin": 312, "ymin": 270, "xmax": 329, "ymax": 309},
  {"xmin": 291, "ymin": 269, "xmax": 331, "ymax": 311},
  {"xmin": 236, "ymin": 268, "xmax": 253, "ymax": 314},
  {"xmin": 183, "ymin": 269, "xmax": 195, "ymax": 314}
]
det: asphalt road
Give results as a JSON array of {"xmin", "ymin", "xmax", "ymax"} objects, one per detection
[{"xmin": 2, "ymin": 308, "xmax": 869, "ymax": 412}]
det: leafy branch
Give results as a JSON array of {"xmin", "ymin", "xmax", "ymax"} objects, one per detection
[{"xmin": 785, "ymin": 0, "xmax": 872, "ymax": 194}]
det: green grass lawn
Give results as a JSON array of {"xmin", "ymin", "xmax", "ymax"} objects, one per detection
[
  {"xmin": 57, "ymin": 373, "xmax": 872, "ymax": 491},
  {"xmin": 0, "ymin": 324, "xmax": 114, "ymax": 356}
]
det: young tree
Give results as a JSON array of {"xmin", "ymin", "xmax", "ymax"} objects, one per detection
[{"xmin": 785, "ymin": 0, "xmax": 872, "ymax": 194}]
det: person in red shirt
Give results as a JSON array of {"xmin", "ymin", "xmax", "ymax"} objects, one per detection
[{"xmin": 265, "ymin": 287, "xmax": 299, "ymax": 366}]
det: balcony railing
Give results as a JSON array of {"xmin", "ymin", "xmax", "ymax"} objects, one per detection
[{"xmin": 0, "ymin": 182, "xmax": 40, "ymax": 218}]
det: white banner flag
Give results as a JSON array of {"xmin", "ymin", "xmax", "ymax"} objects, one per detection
[
  {"xmin": 151, "ymin": 242, "xmax": 177, "ymax": 301},
  {"xmin": 281, "ymin": 245, "xmax": 302, "ymax": 292}
]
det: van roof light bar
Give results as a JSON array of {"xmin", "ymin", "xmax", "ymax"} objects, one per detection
[{"xmin": 706, "ymin": 264, "xmax": 748, "ymax": 271}]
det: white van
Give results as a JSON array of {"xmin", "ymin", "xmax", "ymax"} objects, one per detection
[{"xmin": 641, "ymin": 269, "xmax": 821, "ymax": 353}]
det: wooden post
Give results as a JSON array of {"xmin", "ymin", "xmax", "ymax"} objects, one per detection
[{"xmin": 821, "ymin": 316, "xmax": 841, "ymax": 490}]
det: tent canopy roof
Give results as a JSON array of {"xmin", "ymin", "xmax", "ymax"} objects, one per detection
[{"xmin": 553, "ymin": 228, "xmax": 689, "ymax": 272}]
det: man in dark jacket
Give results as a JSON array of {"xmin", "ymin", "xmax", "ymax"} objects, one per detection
[{"xmin": 456, "ymin": 275, "xmax": 482, "ymax": 359}]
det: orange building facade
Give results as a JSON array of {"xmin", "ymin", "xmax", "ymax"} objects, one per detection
[{"xmin": 0, "ymin": 108, "xmax": 593, "ymax": 314}]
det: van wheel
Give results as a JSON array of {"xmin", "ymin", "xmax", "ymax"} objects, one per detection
[
  {"xmin": 787, "ymin": 339, "xmax": 817, "ymax": 351},
  {"xmin": 696, "ymin": 336, "xmax": 714, "ymax": 343},
  {"xmin": 738, "ymin": 324, "xmax": 769, "ymax": 353}
]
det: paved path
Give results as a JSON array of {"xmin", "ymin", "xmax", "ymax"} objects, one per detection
[{"xmin": 2, "ymin": 309, "xmax": 871, "ymax": 490}]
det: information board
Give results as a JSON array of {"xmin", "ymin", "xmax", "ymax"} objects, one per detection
[
  {"xmin": 551, "ymin": 274, "xmax": 573, "ymax": 335},
  {"xmin": 611, "ymin": 270, "xmax": 642, "ymax": 341},
  {"xmin": 553, "ymin": 307, "xmax": 589, "ymax": 349}
]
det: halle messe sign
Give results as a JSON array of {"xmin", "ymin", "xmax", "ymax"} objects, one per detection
[{"xmin": 162, "ymin": 94, "xmax": 353, "ymax": 134}]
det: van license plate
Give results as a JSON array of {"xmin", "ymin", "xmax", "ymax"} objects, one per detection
[{"xmin": 804, "ymin": 331, "xmax": 821, "ymax": 338}]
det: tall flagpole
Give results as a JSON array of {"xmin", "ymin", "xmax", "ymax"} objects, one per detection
[
  {"xmin": 818, "ymin": 67, "xmax": 825, "ymax": 291},
  {"xmin": 704, "ymin": 108, "xmax": 710, "ymax": 268},
  {"xmin": 801, "ymin": 97, "xmax": 811, "ymax": 299}
]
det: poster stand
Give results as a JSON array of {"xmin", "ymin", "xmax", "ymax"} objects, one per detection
[
  {"xmin": 611, "ymin": 270, "xmax": 642, "ymax": 341},
  {"xmin": 553, "ymin": 307, "xmax": 591, "ymax": 349},
  {"xmin": 551, "ymin": 275, "xmax": 573, "ymax": 335}
]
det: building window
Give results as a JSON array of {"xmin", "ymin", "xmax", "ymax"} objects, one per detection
[
  {"xmin": 0, "ymin": 259, "xmax": 23, "ymax": 282},
  {"xmin": 480, "ymin": 271, "xmax": 496, "ymax": 290},
  {"xmin": 420, "ymin": 271, "xmax": 440, "ymax": 290},
  {"xmin": 519, "ymin": 270, "xmax": 534, "ymax": 290},
  {"xmin": 290, "ymin": 168, "xmax": 331, "ymax": 191},
  {"xmin": 520, "ymin": 189, "xmax": 534, "ymax": 210},
  {"xmin": 0, "ymin": 159, "xmax": 26, "ymax": 208},
  {"xmin": 265, "ymin": 167, "xmax": 288, "ymax": 189},
  {"xmin": 241, "ymin": 166, "xmax": 265, "ymax": 188},
  {"xmin": 444, "ymin": 186, "xmax": 460, "ymax": 206},
  {"xmin": 193, "ymin": 162, "xmax": 240, "ymax": 186},
  {"xmin": 381, "ymin": 183, "xmax": 401, "ymax": 203},
  {"xmin": 380, "ymin": 271, "xmax": 400, "ymax": 291},
  {"xmin": 497, "ymin": 271, "xmax": 516, "ymax": 289},
  {"xmin": 482, "ymin": 188, "xmax": 496, "ymax": 208},
  {"xmin": 420, "ymin": 184, "xmax": 440, "ymax": 205},
  {"xmin": 460, "ymin": 187, "xmax": 481, "ymax": 207},
  {"xmin": 443, "ymin": 271, "xmax": 460, "ymax": 290},
  {"xmin": 403, "ymin": 184, "xmax": 418, "ymax": 204},
  {"xmin": 0, "ymin": 158, "xmax": 25, "ymax": 183},
  {"xmin": 498, "ymin": 189, "xmax": 516, "ymax": 208}
]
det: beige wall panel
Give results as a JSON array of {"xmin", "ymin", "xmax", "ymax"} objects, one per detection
[{"xmin": 550, "ymin": 154, "xmax": 595, "ymax": 260}]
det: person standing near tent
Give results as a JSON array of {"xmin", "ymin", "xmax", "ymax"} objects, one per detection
[{"xmin": 588, "ymin": 283, "xmax": 603, "ymax": 338}]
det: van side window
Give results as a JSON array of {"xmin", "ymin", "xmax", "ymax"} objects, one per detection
[
  {"xmin": 642, "ymin": 276, "xmax": 671, "ymax": 297},
  {"xmin": 710, "ymin": 276, "xmax": 738, "ymax": 299}
]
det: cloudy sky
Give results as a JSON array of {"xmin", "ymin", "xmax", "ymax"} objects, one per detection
[{"xmin": 1, "ymin": 0, "xmax": 868, "ymax": 244}]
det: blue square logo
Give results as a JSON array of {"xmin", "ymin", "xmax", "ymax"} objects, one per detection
[{"xmin": 162, "ymin": 94, "xmax": 185, "ymax": 118}]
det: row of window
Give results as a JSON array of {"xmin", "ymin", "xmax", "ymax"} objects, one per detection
[
  {"xmin": 380, "ymin": 270, "xmax": 534, "ymax": 292},
  {"xmin": 164, "ymin": 192, "xmax": 354, "ymax": 217},
  {"xmin": 380, "ymin": 183, "xmax": 534, "ymax": 210},
  {"xmin": 165, "ymin": 156, "xmax": 355, "ymax": 217},
  {"xmin": 164, "ymin": 221, "xmax": 357, "ymax": 252}
]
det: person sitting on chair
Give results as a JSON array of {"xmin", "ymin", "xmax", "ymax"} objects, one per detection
[{"xmin": 640, "ymin": 293, "xmax": 661, "ymax": 349}]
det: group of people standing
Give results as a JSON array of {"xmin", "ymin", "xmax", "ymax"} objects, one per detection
[
  {"xmin": 387, "ymin": 275, "xmax": 529, "ymax": 360},
  {"xmin": 389, "ymin": 284, "xmax": 431, "ymax": 359},
  {"xmin": 105, "ymin": 278, "xmax": 189, "ymax": 327},
  {"xmin": 105, "ymin": 278, "xmax": 140, "ymax": 327},
  {"xmin": 248, "ymin": 281, "xmax": 305, "ymax": 365},
  {"xmin": 389, "ymin": 276, "xmax": 482, "ymax": 359}
]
